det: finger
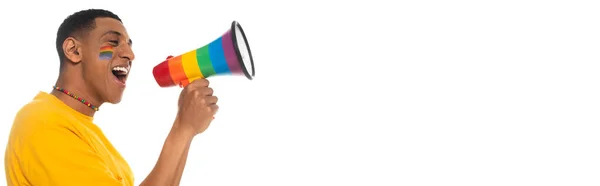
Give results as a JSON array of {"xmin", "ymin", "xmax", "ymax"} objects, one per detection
[
  {"xmin": 188, "ymin": 78, "xmax": 209, "ymax": 88},
  {"xmin": 199, "ymin": 87, "xmax": 213, "ymax": 96},
  {"xmin": 208, "ymin": 104, "xmax": 219, "ymax": 115},
  {"xmin": 205, "ymin": 96, "xmax": 218, "ymax": 105},
  {"xmin": 197, "ymin": 78, "xmax": 210, "ymax": 87}
]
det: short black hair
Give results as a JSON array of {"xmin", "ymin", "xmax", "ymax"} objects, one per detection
[{"xmin": 56, "ymin": 9, "xmax": 122, "ymax": 71}]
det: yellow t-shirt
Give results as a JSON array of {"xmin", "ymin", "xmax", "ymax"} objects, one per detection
[{"xmin": 4, "ymin": 91, "xmax": 134, "ymax": 186}]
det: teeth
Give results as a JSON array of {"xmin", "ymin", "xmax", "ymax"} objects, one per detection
[{"xmin": 112, "ymin": 66, "xmax": 129, "ymax": 74}]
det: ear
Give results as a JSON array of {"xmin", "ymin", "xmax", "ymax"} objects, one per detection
[{"xmin": 62, "ymin": 37, "xmax": 83, "ymax": 64}]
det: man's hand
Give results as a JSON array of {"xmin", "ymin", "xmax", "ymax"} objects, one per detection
[
  {"xmin": 175, "ymin": 78, "xmax": 219, "ymax": 137},
  {"xmin": 139, "ymin": 78, "xmax": 218, "ymax": 186}
]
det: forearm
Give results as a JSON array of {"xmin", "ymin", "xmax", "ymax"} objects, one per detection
[
  {"xmin": 172, "ymin": 143, "xmax": 191, "ymax": 186},
  {"xmin": 139, "ymin": 122, "xmax": 195, "ymax": 186}
]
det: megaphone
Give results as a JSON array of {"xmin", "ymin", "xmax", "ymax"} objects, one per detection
[{"xmin": 152, "ymin": 21, "xmax": 255, "ymax": 88}]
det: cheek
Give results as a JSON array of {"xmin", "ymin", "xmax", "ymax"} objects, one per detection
[{"xmin": 82, "ymin": 59, "xmax": 110, "ymax": 77}]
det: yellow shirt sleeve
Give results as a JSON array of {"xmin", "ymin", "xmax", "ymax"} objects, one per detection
[{"xmin": 10, "ymin": 117, "xmax": 127, "ymax": 186}]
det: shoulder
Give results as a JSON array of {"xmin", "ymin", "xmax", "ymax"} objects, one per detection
[
  {"xmin": 7, "ymin": 93, "xmax": 82, "ymax": 148},
  {"xmin": 5, "ymin": 95, "xmax": 95, "ymax": 166},
  {"xmin": 5, "ymin": 91, "xmax": 98, "ymax": 152},
  {"xmin": 5, "ymin": 96, "xmax": 83, "ymax": 180},
  {"xmin": 12, "ymin": 97, "xmax": 64, "ymax": 132},
  {"xmin": 5, "ymin": 101, "xmax": 124, "ymax": 186}
]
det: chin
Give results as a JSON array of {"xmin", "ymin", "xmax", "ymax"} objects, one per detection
[
  {"xmin": 106, "ymin": 95, "xmax": 124, "ymax": 104},
  {"xmin": 108, "ymin": 100, "xmax": 122, "ymax": 104}
]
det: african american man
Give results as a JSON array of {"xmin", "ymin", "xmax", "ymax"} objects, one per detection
[{"xmin": 4, "ymin": 9, "xmax": 219, "ymax": 186}]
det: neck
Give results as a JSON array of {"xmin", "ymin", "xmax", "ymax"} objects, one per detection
[{"xmin": 51, "ymin": 73, "xmax": 103, "ymax": 117}]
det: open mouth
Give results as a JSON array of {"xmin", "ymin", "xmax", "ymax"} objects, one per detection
[{"xmin": 112, "ymin": 66, "xmax": 129, "ymax": 84}]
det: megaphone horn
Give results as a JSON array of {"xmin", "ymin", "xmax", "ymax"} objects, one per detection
[{"xmin": 153, "ymin": 20, "xmax": 255, "ymax": 88}]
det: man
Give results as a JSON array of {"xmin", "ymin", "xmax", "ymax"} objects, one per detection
[{"xmin": 4, "ymin": 9, "xmax": 218, "ymax": 186}]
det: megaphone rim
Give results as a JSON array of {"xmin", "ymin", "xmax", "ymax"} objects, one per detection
[{"xmin": 231, "ymin": 20, "xmax": 255, "ymax": 80}]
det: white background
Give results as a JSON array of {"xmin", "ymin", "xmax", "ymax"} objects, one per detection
[{"xmin": 1, "ymin": 0, "xmax": 599, "ymax": 185}]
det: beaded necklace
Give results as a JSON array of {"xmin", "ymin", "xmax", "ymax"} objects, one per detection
[{"xmin": 53, "ymin": 85, "xmax": 99, "ymax": 111}]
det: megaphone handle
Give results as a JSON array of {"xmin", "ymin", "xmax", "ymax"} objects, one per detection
[{"xmin": 167, "ymin": 55, "xmax": 216, "ymax": 119}]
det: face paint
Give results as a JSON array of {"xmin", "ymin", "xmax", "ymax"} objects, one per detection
[{"xmin": 99, "ymin": 46, "xmax": 114, "ymax": 61}]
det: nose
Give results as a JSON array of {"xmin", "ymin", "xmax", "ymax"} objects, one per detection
[{"xmin": 118, "ymin": 45, "xmax": 135, "ymax": 62}]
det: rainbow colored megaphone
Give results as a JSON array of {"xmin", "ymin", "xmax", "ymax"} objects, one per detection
[{"xmin": 152, "ymin": 21, "xmax": 255, "ymax": 88}]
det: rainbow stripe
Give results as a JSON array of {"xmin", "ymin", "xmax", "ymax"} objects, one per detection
[
  {"xmin": 99, "ymin": 46, "xmax": 113, "ymax": 61},
  {"xmin": 153, "ymin": 30, "xmax": 244, "ymax": 87}
]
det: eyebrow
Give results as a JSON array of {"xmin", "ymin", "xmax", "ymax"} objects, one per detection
[{"xmin": 102, "ymin": 30, "xmax": 133, "ymax": 46}]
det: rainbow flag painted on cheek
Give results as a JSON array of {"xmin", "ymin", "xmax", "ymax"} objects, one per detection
[{"xmin": 99, "ymin": 46, "xmax": 113, "ymax": 61}]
